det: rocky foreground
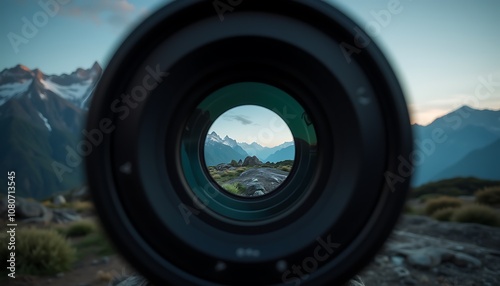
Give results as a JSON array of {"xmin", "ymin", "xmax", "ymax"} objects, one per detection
[
  {"xmin": 226, "ymin": 168, "xmax": 289, "ymax": 196},
  {"xmin": 111, "ymin": 215, "xmax": 500, "ymax": 286},
  {"xmin": 3, "ymin": 191, "xmax": 499, "ymax": 285},
  {"xmin": 357, "ymin": 215, "xmax": 500, "ymax": 286}
]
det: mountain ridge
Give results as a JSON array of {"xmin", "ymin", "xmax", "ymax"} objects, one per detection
[
  {"xmin": 205, "ymin": 131, "xmax": 294, "ymax": 165},
  {"xmin": 0, "ymin": 63, "xmax": 102, "ymax": 199},
  {"xmin": 431, "ymin": 139, "xmax": 500, "ymax": 182},
  {"xmin": 2, "ymin": 63, "xmax": 499, "ymax": 197},
  {"xmin": 412, "ymin": 105, "xmax": 500, "ymax": 186}
]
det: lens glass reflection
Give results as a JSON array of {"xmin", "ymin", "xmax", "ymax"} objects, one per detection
[{"xmin": 204, "ymin": 105, "xmax": 295, "ymax": 197}]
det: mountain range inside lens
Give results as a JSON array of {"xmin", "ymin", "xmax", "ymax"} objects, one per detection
[
  {"xmin": 204, "ymin": 131, "xmax": 295, "ymax": 166},
  {"xmin": 1, "ymin": 63, "xmax": 500, "ymax": 199}
]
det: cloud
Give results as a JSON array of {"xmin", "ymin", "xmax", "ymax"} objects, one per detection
[
  {"xmin": 59, "ymin": 0, "xmax": 138, "ymax": 26},
  {"xmin": 224, "ymin": 115, "xmax": 253, "ymax": 125}
]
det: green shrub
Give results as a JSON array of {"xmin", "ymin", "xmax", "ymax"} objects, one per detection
[
  {"xmin": 475, "ymin": 186, "xmax": 500, "ymax": 206},
  {"xmin": 418, "ymin": 193, "xmax": 443, "ymax": 203},
  {"xmin": 0, "ymin": 228, "xmax": 75, "ymax": 275},
  {"xmin": 222, "ymin": 183, "xmax": 246, "ymax": 195},
  {"xmin": 225, "ymin": 170, "xmax": 238, "ymax": 177},
  {"xmin": 75, "ymin": 231, "xmax": 115, "ymax": 257},
  {"xmin": 279, "ymin": 166, "xmax": 292, "ymax": 172},
  {"xmin": 425, "ymin": 196, "xmax": 462, "ymax": 215},
  {"xmin": 64, "ymin": 220, "xmax": 97, "ymax": 237},
  {"xmin": 403, "ymin": 204, "xmax": 422, "ymax": 215},
  {"xmin": 72, "ymin": 201, "xmax": 94, "ymax": 213},
  {"xmin": 432, "ymin": 207, "xmax": 455, "ymax": 221},
  {"xmin": 211, "ymin": 174, "xmax": 222, "ymax": 180},
  {"xmin": 412, "ymin": 177, "xmax": 500, "ymax": 198},
  {"xmin": 451, "ymin": 204, "xmax": 500, "ymax": 227}
]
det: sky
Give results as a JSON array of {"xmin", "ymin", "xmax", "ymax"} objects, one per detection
[
  {"xmin": 1, "ymin": 0, "xmax": 499, "ymax": 125},
  {"xmin": 208, "ymin": 105, "xmax": 294, "ymax": 148}
]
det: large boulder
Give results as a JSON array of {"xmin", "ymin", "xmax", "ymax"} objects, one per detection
[
  {"xmin": 226, "ymin": 168, "xmax": 288, "ymax": 196},
  {"xmin": 0, "ymin": 196, "xmax": 82, "ymax": 224},
  {"xmin": 53, "ymin": 195, "xmax": 67, "ymax": 206},
  {"xmin": 242, "ymin": 156, "xmax": 262, "ymax": 167},
  {"xmin": 7, "ymin": 197, "xmax": 54, "ymax": 224},
  {"xmin": 69, "ymin": 186, "xmax": 91, "ymax": 202},
  {"xmin": 52, "ymin": 209, "xmax": 82, "ymax": 223}
]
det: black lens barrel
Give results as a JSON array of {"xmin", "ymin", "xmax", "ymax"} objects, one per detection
[{"xmin": 86, "ymin": 1, "xmax": 412, "ymax": 285}]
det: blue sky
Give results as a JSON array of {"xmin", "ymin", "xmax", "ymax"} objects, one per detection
[
  {"xmin": 1, "ymin": 0, "xmax": 499, "ymax": 125},
  {"xmin": 208, "ymin": 105, "xmax": 294, "ymax": 147}
]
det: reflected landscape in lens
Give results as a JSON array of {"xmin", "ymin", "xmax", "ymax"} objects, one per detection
[{"xmin": 204, "ymin": 105, "xmax": 295, "ymax": 197}]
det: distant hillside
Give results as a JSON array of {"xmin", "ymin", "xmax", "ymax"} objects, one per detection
[
  {"xmin": 411, "ymin": 177, "xmax": 500, "ymax": 198},
  {"xmin": 239, "ymin": 141, "xmax": 294, "ymax": 161},
  {"xmin": 265, "ymin": 145, "xmax": 295, "ymax": 162},
  {"xmin": 431, "ymin": 139, "xmax": 500, "ymax": 182},
  {"xmin": 412, "ymin": 106, "xmax": 500, "ymax": 186}
]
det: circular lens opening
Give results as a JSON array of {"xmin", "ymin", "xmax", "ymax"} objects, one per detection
[
  {"xmin": 204, "ymin": 105, "xmax": 295, "ymax": 197},
  {"xmin": 180, "ymin": 82, "xmax": 318, "ymax": 221}
]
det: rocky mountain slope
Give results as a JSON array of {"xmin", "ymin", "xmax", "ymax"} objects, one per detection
[{"xmin": 0, "ymin": 63, "xmax": 102, "ymax": 199}]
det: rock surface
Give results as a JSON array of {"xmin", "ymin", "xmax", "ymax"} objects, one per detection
[
  {"xmin": 242, "ymin": 156, "xmax": 262, "ymax": 167},
  {"xmin": 0, "ymin": 196, "xmax": 81, "ymax": 224},
  {"xmin": 53, "ymin": 195, "xmax": 67, "ymax": 206},
  {"xmin": 226, "ymin": 168, "xmax": 289, "ymax": 196},
  {"xmin": 358, "ymin": 215, "xmax": 500, "ymax": 286},
  {"xmin": 69, "ymin": 186, "xmax": 91, "ymax": 202},
  {"xmin": 52, "ymin": 208, "xmax": 82, "ymax": 223}
]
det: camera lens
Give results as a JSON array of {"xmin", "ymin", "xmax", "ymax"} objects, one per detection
[{"xmin": 86, "ymin": 1, "xmax": 413, "ymax": 285}]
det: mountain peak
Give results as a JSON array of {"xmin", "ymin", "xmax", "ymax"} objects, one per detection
[
  {"xmin": 15, "ymin": 64, "xmax": 31, "ymax": 72},
  {"xmin": 207, "ymin": 131, "xmax": 223, "ymax": 143},
  {"xmin": 32, "ymin": 69, "xmax": 44, "ymax": 81},
  {"xmin": 0, "ymin": 62, "xmax": 103, "ymax": 108},
  {"xmin": 91, "ymin": 61, "xmax": 102, "ymax": 71},
  {"xmin": 454, "ymin": 105, "xmax": 476, "ymax": 113}
]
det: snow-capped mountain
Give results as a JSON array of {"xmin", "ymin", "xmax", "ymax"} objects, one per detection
[
  {"xmin": 206, "ymin": 131, "xmax": 225, "ymax": 144},
  {"xmin": 205, "ymin": 132, "xmax": 249, "ymax": 166},
  {"xmin": 0, "ymin": 63, "xmax": 102, "ymax": 199},
  {"xmin": 0, "ymin": 62, "xmax": 101, "ymax": 109},
  {"xmin": 206, "ymin": 131, "xmax": 249, "ymax": 157},
  {"xmin": 204, "ymin": 131, "xmax": 295, "ymax": 165}
]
